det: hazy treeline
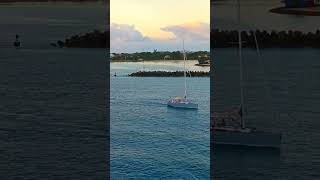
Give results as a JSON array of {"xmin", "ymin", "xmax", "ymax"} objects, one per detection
[
  {"xmin": 111, "ymin": 51, "xmax": 210, "ymax": 61},
  {"xmin": 212, "ymin": 29, "xmax": 320, "ymax": 48},
  {"xmin": 57, "ymin": 29, "xmax": 320, "ymax": 50},
  {"xmin": 55, "ymin": 30, "xmax": 109, "ymax": 48},
  {"xmin": 57, "ymin": 31, "xmax": 209, "ymax": 60}
]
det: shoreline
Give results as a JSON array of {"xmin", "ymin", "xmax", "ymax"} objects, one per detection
[{"xmin": 111, "ymin": 59, "xmax": 198, "ymax": 62}]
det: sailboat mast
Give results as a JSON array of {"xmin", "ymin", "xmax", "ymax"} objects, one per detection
[
  {"xmin": 183, "ymin": 39, "xmax": 187, "ymax": 99},
  {"xmin": 237, "ymin": 0, "xmax": 245, "ymax": 129}
]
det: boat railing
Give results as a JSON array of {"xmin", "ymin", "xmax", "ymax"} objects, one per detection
[{"xmin": 211, "ymin": 109, "xmax": 242, "ymax": 128}]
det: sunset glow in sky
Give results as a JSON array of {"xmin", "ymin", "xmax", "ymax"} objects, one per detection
[{"xmin": 111, "ymin": 0, "xmax": 210, "ymax": 52}]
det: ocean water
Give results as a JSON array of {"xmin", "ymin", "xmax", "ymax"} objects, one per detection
[
  {"xmin": 110, "ymin": 61, "xmax": 210, "ymax": 179},
  {"xmin": 0, "ymin": 47, "xmax": 108, "ymax": 179},
  {"xmin": 212, "ymin": 48, "xmax": 320, "ymax": 179},
  {"xmin": 0, "ymin": 2, "xmax": 109, "ymax": 179},
  {"xmin": 212, "ymin": 1, "xmax": 320, "ymax": 179},
  {"xmin": 0, "ymin": 2, "xmax": 106, "ymax": 48}
]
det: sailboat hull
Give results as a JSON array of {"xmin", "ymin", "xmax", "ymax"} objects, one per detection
[
  {"xmin": 212, "ymin": 130, "xmax": 281, "ymax": 148},
  {"xmin": 167, "ymin": 101, "xmax": 198, "ymax": 109}
]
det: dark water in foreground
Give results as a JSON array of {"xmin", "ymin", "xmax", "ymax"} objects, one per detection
[
  {"xmin": 212, "ymin": 48, "xmax": 320, "ymax": 179},
  {"xmin": 0, "ymin": 2, "xmax": 108, "ymax": 178},
  {"xmin": 0, "ymin": 48, "xmax": 108, "ymax": 179}
]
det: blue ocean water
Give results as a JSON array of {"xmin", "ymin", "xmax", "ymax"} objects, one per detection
[{"xmin": 110, "ymin": 61, "xmax": 210, "ymax": 179}]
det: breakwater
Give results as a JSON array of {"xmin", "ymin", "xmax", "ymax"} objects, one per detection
[{"xmin": 128, "ymin": 71, "xmax": 209, "ymax": 77}]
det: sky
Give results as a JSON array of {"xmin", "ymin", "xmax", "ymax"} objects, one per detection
[{"xmin": 110, "ymin": 0, "xmax": 210, "ymax": 53}]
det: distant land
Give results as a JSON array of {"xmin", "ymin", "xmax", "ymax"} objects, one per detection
[
  {"xmin": 53, "ymin": 30, "xmax": 109, "ymax": 48},
  {"xmin": 53, "ymin": 30, "xmax": 210, "ymax": 61},
  {"xmin": 111, "ymin": 51, "xmax": 210, "ymax": 61},
  {"xmin": 55, "ymin": 29, "xmax": 320, "ymax": 50},
  {"xmin": 212, "ymin": 29, "xmax": 320, "ymax": 48},
  {"xmin": 270, "ymin": 6, "xmax": 320, "ymax": 16}
]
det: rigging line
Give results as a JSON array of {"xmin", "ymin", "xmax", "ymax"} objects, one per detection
[
  {"xmin": 183, "ymin": 39, "xmax": 187, "ymax": 99},
  {"xmin": 237, "ymin": 0, "xmax": 245, "ymax": 129},
  {"xmin": 184, "ymin": 52, "xmax": 192, "ymax": 77},
  {"xmin": 253, "ymin": 30, "xmax": 275, "ymax": 120}
]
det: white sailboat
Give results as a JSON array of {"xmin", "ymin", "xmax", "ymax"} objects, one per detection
[
  {"xmin": 211, "ymin": 0, "xmax": 281, "ymax": 148},
  {"xmin": 167, "ymin": 40, "xmax": 198, "ymax": 109}
]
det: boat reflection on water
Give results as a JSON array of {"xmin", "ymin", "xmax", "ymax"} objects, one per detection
[
  {"xmin": 13, "ymin": 34, "xmax": 21, "ymax": 48},
  {"xmin": 213, "ymin": 143, "xmax": 281, "ymax": 154}
]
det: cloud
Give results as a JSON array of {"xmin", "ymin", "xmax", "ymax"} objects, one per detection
[
  {"xmin": 111, "ymin": 23, "xmax": 152, "ymax": 52},
  {"xmin": 110, "ymin": 23, "xmax": 150, "ymax": 42},
  {"xmin": 111, "ymin": 22, "xmax": 209, "ymax": 53},
  {"xmin": 161, "ymin": 22, "xmax": 209, "ymax": 40}
]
